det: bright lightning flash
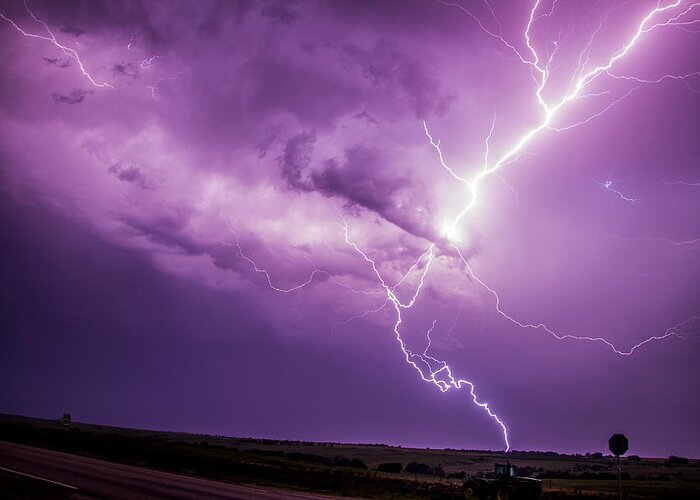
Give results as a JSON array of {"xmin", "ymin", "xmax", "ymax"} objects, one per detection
[
  {"xmin": 223, "ymin": 1, "xmax": 700, "ymax": 451},
  {"xmin": 4, "ymin": 0, "xmax": 698, "ymax": 453},
  {"xmin": 404, "ymin": 0, "xmax": 700, "ymax": 448}
]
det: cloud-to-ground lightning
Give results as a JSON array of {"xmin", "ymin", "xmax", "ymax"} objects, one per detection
[
  {"xmin": 5, "ymin": 0, "xmax": 697, "ymax": 453},
  {"xmin": 0, "ymin": 1, "xmax": 113, "ymax": 88},
  {"xmin": 223, "ymin": 211, "xmax": 513, "ymax": 448},
  {"xmin": 338, "ymin": 217, "xmax": 511, "ymax": 450},
  {"xmin": 404, "ymin": 0, "xmax": 700, "ymax": 447},
  {"xmin": 219, "ymin": 0, "xmax": 700, "ymax": 451}
]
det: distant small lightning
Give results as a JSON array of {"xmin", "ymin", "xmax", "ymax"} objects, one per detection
[
  {"xmin": 666, "ymin": 180, "xmax": 700, "ymax": 187},
  {"xmin": 224, "ymin": 220, "xmax": 388, "ymax": 300},
  {"xmin": 146, "ymin": 72, "xmax": 184, "ymax": 98},
  {"xmin": 127, "ymin": 32, "xmax": 161, "ymax": 69},
  {"xmin": 330, "ymin": 299, "xmax": 390, "ymax": 336},
  {"xmin": 228, "ymin": 229, "xmax": 322, "ymax": 293},
  {"xmin": 600, "ymin": 179, "xmax": 640, "ymax": 203},
  {"xmin": 609, "ymin": 234, "xmax": 700, "ymax": 247},
  {"xmin": 140, "ymin": 55, "xmax": 161, "ymax": 69},
  {"xmin": 0, "ymin": 0, "xmax": 113, "ymax": 88}
]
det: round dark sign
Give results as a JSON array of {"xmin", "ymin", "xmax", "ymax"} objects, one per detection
[{"xmin": 609, "ymin": 434, "xmax": 629, "ymax": 456}]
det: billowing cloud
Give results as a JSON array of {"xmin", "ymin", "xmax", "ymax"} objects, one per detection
[
  {"xmin": 1, "ymin": 0, "xmax": 699, "ymax": 456},
  {"xmin": 52, "ymin": 89, "xmax": 94, "ymax": 104},
  {"xmin": 43, "ymin": 56, "xmax": 71, "ymax": 68}
]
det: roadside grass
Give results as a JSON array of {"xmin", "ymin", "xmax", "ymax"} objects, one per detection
[{"xmin": 1, "ymin": 414, "xmax": 698, "ymax": 499}]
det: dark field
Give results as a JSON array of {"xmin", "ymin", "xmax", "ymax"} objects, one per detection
[{"xmin": 0, "ymin": 414, "xmax": 698, "ymax": 499}]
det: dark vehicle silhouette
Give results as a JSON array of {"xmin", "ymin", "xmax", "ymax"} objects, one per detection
[{"xmin": 462, "ymin": 462, "xmax": 542, "ymax": 500}]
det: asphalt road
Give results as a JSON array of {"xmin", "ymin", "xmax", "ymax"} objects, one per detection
[{"xmin": 0, "ymin": 440, "xmax": 358, "ymax": 499}]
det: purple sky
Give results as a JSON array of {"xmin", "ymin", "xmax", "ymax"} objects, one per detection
[{"xmin": 1, "ymin": 0, "xmax": 699, "ymax": 458}]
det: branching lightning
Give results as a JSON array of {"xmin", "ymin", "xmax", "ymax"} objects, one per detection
[
  {"xmin": 127, "ymin": 32, "xmax": 162, "ymax": 69},
  {"xmin": 409, "ymin": 0, "xmax": 700, "ymax": 447},
  {"xmin": 338, "ymin": 217, "xmax": 511, "ymax": 450},
  {"xmin": 220, "ymin": 0, "xmax": 700, "ymax": 451},
  {"xmin": 0, "ymin": 0, "xmax": 113, "ymax": 88},
  {"xmin": 223, "ymin": 222, "xmax": 383, "ymax": 297},
  {"xmin": 600, "ymin": 179, "xmax": 640, "ymax": 203},
  {"xmin": 146, "ymin": 72, "xmax": 184, "ymax": 98},
  {"xmin": 3, "ymin": 0, "xmax": 698, "ymax": 452}
]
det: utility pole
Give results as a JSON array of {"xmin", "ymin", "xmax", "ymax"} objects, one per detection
[{"xmin": 617, "ymin": 454, "xmax": 621, "ymax": 499}]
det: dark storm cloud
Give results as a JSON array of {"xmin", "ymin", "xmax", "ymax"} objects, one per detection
[
  {"xmin": 60, "ymin": 26, "xmax": 86, "ymax": 37},
  {"xmin": 42, "ymin": 57, "xmax": 71, "ymax": 68},
  {"xmin": 240, "ymin": 57, "xmax": 362, "ymax": 127},
  {"xmin": 118, "ymin": 209, "xmax": 203, "ymax": 258},
  {"xmin": 261, "ymin": 0, "xmax": 301, "ymax": 26},
  {"xmin": 191, "ymin": 1, "xmax": 255, "ymax": 39},
  {"xmin": 312, "ymin": 146, "xmax": 409, "ymax": 214},
  {"xmin": 255, "ymin": 133, "xmax": 278, "ymax": 159},
  {"xmin": 278, "ymin": 132, "xmax": 426, "ymax": 237},
  {"xmin": 51, "ymin": 89, "xmax": 93, "ymax": 104},
  {"xmin": 340, "ymin": 40, "xmax": 453, "ymax": 118},
  {"xmin": 107, "ymin": 163, "xmax": 153, "ymax": 189},
  {"xmin": 117, "ymin": 211, "xmax": 303, "ymax": 288},
  {"xmin": 2, "ymin": 0, "xmax": 699, "ymax": 458},
  {"xmin": 111, "ymin": 62, "xmax": 140, "ymax": 79},
  {"xmin": 352, "ymin": 110, "xmax": 378, "ymax": 125},
  {"xmin": 24, "ymin": 0, "xmax": 152, "ymax": 38},
  {"xmin": 278, "ymin": 131, "xmax": 316, "ymax": 191},
  {"xmin": 278, "ymin": 133, "xmax": 410, "ymax": 214}
]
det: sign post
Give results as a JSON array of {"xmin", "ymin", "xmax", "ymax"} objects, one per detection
[{"xmin": 608, "ymin": 433, "xmax": 629, "ymax": 500}]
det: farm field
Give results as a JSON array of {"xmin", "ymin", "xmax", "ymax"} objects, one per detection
[{"xmin": 0, "ymin": 414, "xmax": 697, "ymax": 499}]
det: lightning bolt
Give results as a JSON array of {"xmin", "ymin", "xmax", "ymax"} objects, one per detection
[
  {"xmin": 223, "ymin": 222, "xmax": 383, "ymax": 297},
  {"xmin": 337, "ymin": 215, "xmax": 511, "ymax": 450},
  {"xmin": 6, "ymin": 0, "xmax": 696, "ymax": 452},
  {"xmin": 453, "ymin": 245, "xmax": 699, "ymax": 356},
  {"xmin": 423, "ymin": 0, "xmax": 696, "ymax": 342},
  {"xmin": 146, "ymin": 72, "xmax": 184, "ymax": 98},
  {"xmin": 437, "ymin": 0, "xmax": 699, "ymax": 236},
  {"xmin": 600, "ymin": 179, "xmax": 640, "ymax": 203},
  {"xmin": 666, "ymin": 180, "xmax": 700, "ymax": 186},
  {"xmin": 127, "ymin": 32, "xmax": 161, "ymax": 69},
  {"xmin": 140, "ymin": 55, "xmax": 161, "ymax": 70},
  {"xmin": 398, "ymin": 0, "xmax": 700, "ymax": 447},
  {"xmin": 223, "ymin": 1, "xmax": 700, "ymax": 451},
  {"xmin": 610, "ymin": 235, "xmax": 700, "ymax": 247},
  {"xmin": 0, "ymin": 0, "xmax": 113, "ymax": 89},
  {"xmin": 224, "ymin": 215, "xmax": 513, "ymax": 447}
]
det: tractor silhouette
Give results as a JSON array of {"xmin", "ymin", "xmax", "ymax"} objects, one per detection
[{"xmin": 462, "ymin": 462, "xmax": 542, "ymax": 500}]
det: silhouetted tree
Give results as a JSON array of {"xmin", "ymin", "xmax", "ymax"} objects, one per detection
[
  {"xmin": 377, "ymin": 462, "xmax": 403, "ymax": 473},
  {"xmin": 404, "ymin": 462, "xmax": 445, "ymax": 477},
  {"xmin": 665, "ymin": 456, "xmax": 689, "ymax": 466}
]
